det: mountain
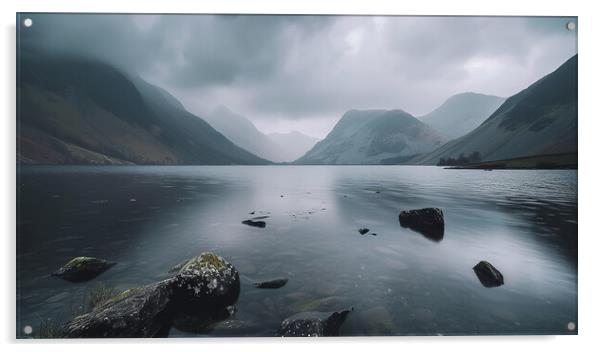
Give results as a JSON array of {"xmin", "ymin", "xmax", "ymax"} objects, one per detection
[
  {"xmin": 266, "ymin": 131, "xmax": 319, "ymax": 162},
  {"xmin": 414, "ymin": 55, "xmax": 577, "ymax": 165},
  {"xmin": 17, "ymin": 52, "xmax": 268, "ymax": 165},
  {"xmin": 295, "ymin": 109, "xmax": 447, "ymax": 165},
  {"xmin": 204, "ymin": 106, "xmax": 318, "ymax": 162},
  {"xmin": 420, "ymin": 92, "xmax": 505, "ymax": 139}
]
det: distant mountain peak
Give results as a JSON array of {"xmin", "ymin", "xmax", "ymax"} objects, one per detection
[
  {"xmin": 204, "ymin": 108, "xmax": 320, "ymax": 162},
  {"xmin": 296, "ymin": 109, "xmax": 446, "ymax": 165},
  {"xmin": 420, "ymin": 92, "xmax": 505, "ymax": 139}
]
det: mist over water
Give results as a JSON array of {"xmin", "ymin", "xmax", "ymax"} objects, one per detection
[{"xmin": 17, "ymin": 166, "xmax": 577, "ymax": 336}]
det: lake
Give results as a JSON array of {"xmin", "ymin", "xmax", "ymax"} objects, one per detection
[{"xmin": 16, "ymin": 165, "xmax": 577, "ymax": 337}]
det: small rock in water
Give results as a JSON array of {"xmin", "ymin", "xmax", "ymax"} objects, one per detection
[
  {"xmin": 370, "ymin": 233, "xmax": 377, "ymax": 236},
  {"xmin": 249, "ymin": 211, "xmax": 255, "ymax": 215},
  {"xmin": 250, "ymin": 215, "xmax": 270, "ymax": 220},
  {"xmin": 358, "ymin": 228, "xmax": 370, "ymax": 235},
  {"xmin": 52, "ymin": 256, "xmax": 116, "ymax": 282},
  {"xmin": 254, "ymin": 278, "xmax": 288, "ymax": 289},
  {"xmin": 473, "ymin": 261, "xmax": 504, "ymax": 287},
  {"xmin": 277, "ymin": 309, "xmax": 352, "ymax": 337},
  {"xmin": 242, "ymin": 219, "xmax": 267, "ymax": 228},
  {"xmin": 375, "ymin": 191, "xmax": 381, "ymax": 194},
  {"xmin": 398, "ymin": 207, "xmax": 444, "ymax": 242},
  {"xmin": 280, "ymin": 195, "xmax": 284, "ymax": 198}
]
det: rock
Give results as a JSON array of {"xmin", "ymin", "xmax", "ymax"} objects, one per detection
[
  {"xmin": 64, "ymin": 252, "xmax": 240, "ymax": 338},
  {"xmin": 172, "ymin": 252, "xmax": 240, "ymax": 309},
  {"xmin": 277, "ymin": 309, "xmax": 352, "ymax": 337},
  {"xmin": 358, "ymin": 228, "xmax": 369, "ymax": 235},
  {"xmin": 250, "ymin": 215, "xmax": 270, "ymax": 220},
  {"xmin": 398, "ymin": 207, "xmax": 444, "ymax": 242},
  {"xmin": 242, "ymin": 219, "xmax": 266, "ymax": 228},
  {"xmin": 172, "ymin": 306, "xmax": 232, "ymax": 334},
  {"xmin": 63, "ymin": 279, "xmax": 175, "ymax": 338},
  {"xmin": 473, "ymin": 261, "xmax": 504, "ymax": 287},
  {"xmin": 254, "ymin": 278, "xmax": 288, "ymax": 289},
  {"xmin": 52, "ymin": 256, "xmax": 116, "ymax": 282}
]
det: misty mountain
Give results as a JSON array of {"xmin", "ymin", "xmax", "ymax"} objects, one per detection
[
  {"xmin": 266, "ymin": 131, "xmax": 319, "ymax": 162},
  {"xmin": 414, "ymin": 55, "xmax": 577, "ymax": 165},
  {"xmin": 17, "ymin": 52, "xmax": 268, "ymax": 165},
  {"xmin": 296, "ymin": 109, "xmax": 447, "ymax": 165},
  {"xmin": 420, "ymin": 92, "xmax": 505, "ymax": 139},
  {"xmin": 204, "ymin": 106, "xmax": 318, "ymax": 162}
]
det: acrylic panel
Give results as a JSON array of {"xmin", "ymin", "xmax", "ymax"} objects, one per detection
[{"xmin": 16, "ymin": 13, "xmax": 578, "ymax": 338}]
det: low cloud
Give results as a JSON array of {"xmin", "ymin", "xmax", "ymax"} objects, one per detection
[{"xmin": 20, "ymin": 14, "xmax": 577, "ymax": 137}]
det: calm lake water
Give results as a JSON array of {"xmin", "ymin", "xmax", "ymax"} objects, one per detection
[{"xmin": 16, "ymin": 166, "xmax": 577, "ymax": 337}]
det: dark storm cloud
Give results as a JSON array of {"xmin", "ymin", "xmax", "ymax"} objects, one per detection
[{"xmin": 19, "ymin": 14, "xmax": 577, "ymax": 136}]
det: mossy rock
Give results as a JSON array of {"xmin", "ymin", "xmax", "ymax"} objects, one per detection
[
  {"xmin": 52, "ymin": 256, "xmax": 116, "ymax": 282},
  {"xmin": 63, "ymin": 279, "xmax": 176, "ymax": 338},
  {"xmin": 172, "ymin": 252, "xmax": 240, "ymax": 309}
]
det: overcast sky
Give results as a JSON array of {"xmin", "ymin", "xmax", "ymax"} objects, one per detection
[{"xmin": 21, "ymin": 14, "xmax": 577, "ymax": 138}]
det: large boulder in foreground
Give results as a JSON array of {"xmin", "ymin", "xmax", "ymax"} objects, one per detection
[
  {"xmin": 63, "ymin": 279, "xmax": 175, "ymax": 338},
  {"xmin": 64, "ymin": 252, "xmax": 240, "ymax": 338},
  {"xmin": 473, "ymin": 261, "xmax": 504, "ymax": 287},
  {"xmin": 398, "ymin": 208, "xmax": 444, "ymax": 242},
  {"xmin": 52, "ymin": 256, "xmax": 116, "ymax": 282},
  {"xmin": 172, "ymin": 252, "xmax": 240, "ymax": 309},
  {"xmin": 277, "ymin": 309, "xmax": 352, "ymax": 337}
]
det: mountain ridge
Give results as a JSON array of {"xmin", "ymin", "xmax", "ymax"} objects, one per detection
[
  {"xmin": 413, "ymin": 54, "xmax": 577, "ymax": 165},
  {"xmin": 204, "ymin": 106, "xmax": 318, "ymax": 162},
  {"xmin": 17, "ymin": 51, "xmax": 269, "ymax": 165},
  {"xmin": 296, "ymin": 109, "xmax": 447, "ymax": 165}
]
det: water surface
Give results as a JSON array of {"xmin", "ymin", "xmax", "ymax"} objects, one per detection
[{"xmin": 16, "ymin": 166, "xmax": 577, "ymax": 336}]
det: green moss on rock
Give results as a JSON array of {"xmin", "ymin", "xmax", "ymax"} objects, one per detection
[{"xmin": 52, "ymin": 256, "xmax": 116, "ymax": 282}]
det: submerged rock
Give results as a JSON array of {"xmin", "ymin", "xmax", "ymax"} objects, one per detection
[
  {"xmin": 357, "ymin": 306, "xmax": 396, "ymax": 334},
  {"xmin": 63, "ymin": 279, "xmax": 175, "ymax": 338},
  {"xmin": 294, "ymin": 296, "xmax": 352, "ymax": 312},
  {"xmin": 358, "ymin": 228, "xmax": 370, "ymax": 235},
  {"xmin": 398, "ymin": 207, "xmax": 444, "ymax": 242},
  {"xmin": 242, "ymin": 219, "xmax": 266, "ymax": 228},
  {"xmin": 277, "ymin": 309, "xmax": 352, "ymax": 337},
  {"xmin": 473, "ymin": 261, "xmax": 504, "ymax": 287},
  {"xmin": 52, "ymin": 256, "xmax": 116, "ymax": 282},
  {"xmin": 172, "ymin": 252, "xmax": 240, "ymax": 309},
  {"xmin": 254, "ymin": 278, "xmax": 288, "ymax": 289}
]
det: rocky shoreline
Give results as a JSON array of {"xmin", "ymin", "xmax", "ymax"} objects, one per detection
[{"xmin": 40, "ymin": 206, "xmax": 504, "ymax": 338}]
